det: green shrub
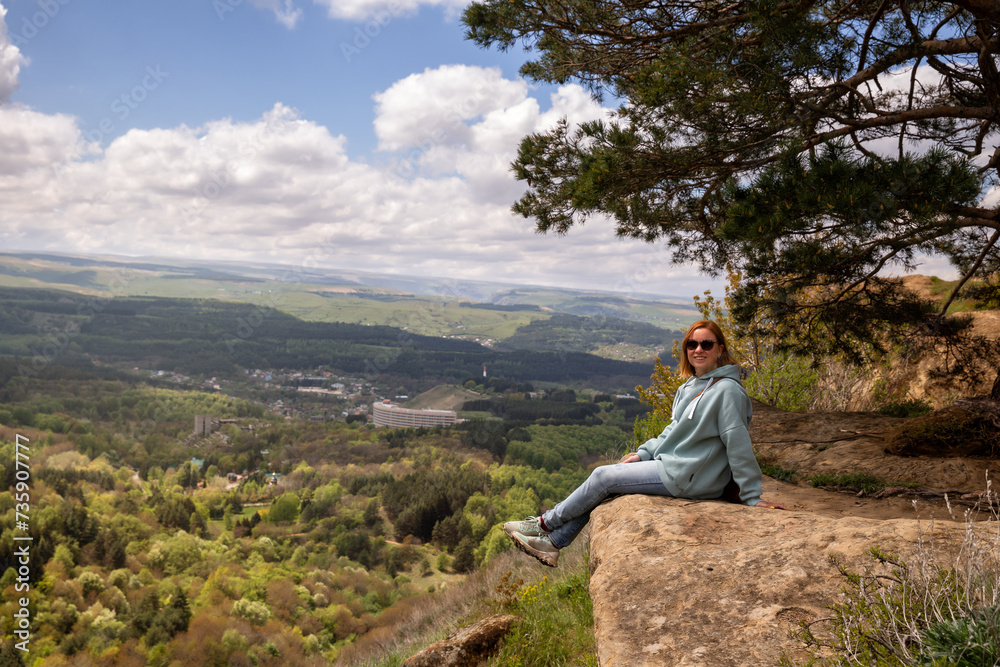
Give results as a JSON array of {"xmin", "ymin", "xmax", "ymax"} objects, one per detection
[
  {"xmin": 760, "ymin": 463, "xmax": 798, "ymax": 484},
  {"xmin": 914, "ymin": 606, "xmax": 1000, "ymax": 666},
  {"xmin": 268, "ymin": 492, "xmax": 300, "ymax": 523},
  {"xmin": 807, "ymin": 471, "xmax": 894, "ymax": 496},
  {"xmin": 878, "ymin": 399, "xmax": 933, "ymax": 418},
  {"xmin": 436, "ymin": 553, "xmax": 451, "ymax": 573},
  {"xmin": 78, "ymin": 571, "xmax": 105, "ymax": 596},
  {"xmin": 489, "ymin": 564, "xmax": 597, "ymax": 666},
  {"xmin": 232, "ymin": 599, "xmax": 272, "ymax": 626},
  {"xmin": 744, "ymin": 351, "xmax": 819, "ymax": 412},
  {"xmin": 785, "ymin": 497, "xmax": 1000, "ymax": 666},
  {"xmin": 632, "ymin": 410, "xmax": 671, "ymax": 446}
]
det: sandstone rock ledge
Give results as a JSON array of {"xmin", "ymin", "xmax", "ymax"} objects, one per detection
[{"xmin": 588, "ymin": 495, "xmax": 969, "ymax": 667}]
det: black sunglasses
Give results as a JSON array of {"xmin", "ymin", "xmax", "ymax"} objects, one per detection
[{"xmin": 686, "ymin": 339, "xmax": 717, "ymax": 351}]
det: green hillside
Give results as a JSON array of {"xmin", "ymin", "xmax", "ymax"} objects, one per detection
[
  {"xmin": 495, "ymin": 313, "xmax": 683, "ymax": 361},
  {"xmin": 0, "ymin": 253, "xmax": 699, "ymax": 349},
  {"xmin": 403, "ymin": 385, "xmax": 485, "ymax": 411},
  {"xmin": 0, "ymin": 358, "xmax": 641, "ymax": 664},
  {"xmin": 0, "ymin": 286, "xmax": 654, "ymax": 392}
]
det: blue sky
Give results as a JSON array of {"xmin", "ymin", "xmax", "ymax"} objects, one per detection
[
  {"xmin": 0, "ymin": 1, "xmax": 954, "ymax": 299},
  {"xmin": 6, "ymin": 1, "xmax": 536, "ymax": 157}
]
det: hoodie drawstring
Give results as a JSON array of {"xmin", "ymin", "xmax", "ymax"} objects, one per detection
[{"xmin": 686, "ymin": 377, "xmax": 718, "ymax": 420}]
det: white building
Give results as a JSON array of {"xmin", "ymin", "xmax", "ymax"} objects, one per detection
[{"xmin": 372, "ymin": 401, "xmax": 459, "ymax": 428}]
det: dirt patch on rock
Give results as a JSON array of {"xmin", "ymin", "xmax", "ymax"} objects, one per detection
[
  {"xmin": 885, "ymin": 404, "xmax": 1000, "ymax": 458},
  {"xmin": 750, "ymin": 402, "xmax": 999, "ymax": 519}
]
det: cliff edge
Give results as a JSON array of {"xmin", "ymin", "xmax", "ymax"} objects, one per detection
[
  {"xmin": 587, "ymin": 403, "xmax": 998, "ymax": 666},
  {"xmin": 588, "ymin": 494, "xmax": 973, "ymax": 666}
]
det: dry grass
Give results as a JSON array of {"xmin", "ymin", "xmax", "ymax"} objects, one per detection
[
  {"xmin": 789, "ymin": 481, "xmax": 1000, "ymax": 665},
  {"xmin": 334, "ymin": 538, "xmax": 592, "ymax": 666}
]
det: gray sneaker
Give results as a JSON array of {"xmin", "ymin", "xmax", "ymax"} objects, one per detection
[
  {"xmin": 503, "ymin": 516, "xmax": 545, "ymax": 538},
  {"xmin": 511, "ymin": 531, "xmax": 560, "ymax": 567}
]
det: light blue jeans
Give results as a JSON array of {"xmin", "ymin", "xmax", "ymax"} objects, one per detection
[{"xmin": 540, "ymin": 461, "xmax": 673, "ymax": 548}]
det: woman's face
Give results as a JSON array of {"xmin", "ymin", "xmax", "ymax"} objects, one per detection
[{"xmin": 687, "ymin": 327, "xmax": 723, "ymax": 377}]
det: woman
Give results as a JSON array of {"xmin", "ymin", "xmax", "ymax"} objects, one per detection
[{"xmin": 504, "ymin": 320, "xmax": 787, "ymax": 567}]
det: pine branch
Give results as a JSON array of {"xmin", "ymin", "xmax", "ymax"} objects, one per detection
[{"xmin": 937, "ymin": 228, "xmax": 1000, "ymax": 318}]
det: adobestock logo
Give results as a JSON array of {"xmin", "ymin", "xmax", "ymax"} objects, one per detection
[
  {"xmin": 6, "ymin": 0, "xmax": 71, "ymax": 48},
  {"xmin": 213, "ymin": 0, "xmax": 244, "ymax": 21},
  {"xmin": 78, "ymin": 65, "xmax": 170, "ymax": 146},
  {"xmin": 51, "ymin": 64, "xmax": 170, "ymax": 184},
  {"xmin": 340, "ymin": 1, "xmax": 407, "ymax": 63}
]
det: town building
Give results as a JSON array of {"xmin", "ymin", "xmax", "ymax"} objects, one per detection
[{"xmin": 371, "ymin": 401, "xmax": 459, "ymax": 428}]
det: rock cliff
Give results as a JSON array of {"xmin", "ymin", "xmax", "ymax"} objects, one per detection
[
  {"xmin": 750, "ymin": 402, "xmax": 999, "ymax": 492},
  {"xmin": 588, "ymin": 494, "xmax": 973, "ymax": 666},
  {"xmin": 586, "ymin": 402, "xmax": 998, "ymax": 666}
]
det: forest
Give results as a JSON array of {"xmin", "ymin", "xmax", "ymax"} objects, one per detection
[
  {"xmin": 0, "ymin": 353, "xmax": 644, "ymax": 665},
  {"xmin": 3, "ymin": 266, "xmax": 997, "ymax": 665},
  {"xmin": 492, "ymin": 313, "xmax": 680, "ymax": 354},
  {"xmin": 0, "ymin": 287, "xmax": 654, "ymax": 389}
]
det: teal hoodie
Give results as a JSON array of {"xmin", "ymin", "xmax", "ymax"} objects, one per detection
[{"xmin": 636, "ymin": 364, "xmax": 762, "ymax": 506}]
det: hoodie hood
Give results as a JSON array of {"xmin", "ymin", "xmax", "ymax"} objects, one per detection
[
  {"xmin": 701, "ymin": 364, "xmax": 742, "ymax": 382},
  {"xmin": 684, "ymin": 364, "xmax": 745, "ymax": 419}
]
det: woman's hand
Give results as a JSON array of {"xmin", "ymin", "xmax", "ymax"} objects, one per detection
[
  {"xmin": 756, "ymin": 500, "xmax": 789, "ymax": 510},
  {"xmin": 619, "ymin": 453, "xmax": 641, "ymax": 464}
]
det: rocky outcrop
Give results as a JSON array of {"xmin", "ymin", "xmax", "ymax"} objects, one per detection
[
  {"xmin": 400, "ymin": 614, "xmax": 520, "ymax": 667},
  {"xmin": 583, "ymin": 391, "xmax": 1000, "ymax": 666},
  {"xmin": 750, "ymin": 403, "xmax": 999, "ymax": 492},
  {"xmin": 588, "ymin": 495, "xmax": 972, "ymax": 666},
  {"xmin": 885, "ymin": 402, "xmax": 1000, "ymax": 457}
]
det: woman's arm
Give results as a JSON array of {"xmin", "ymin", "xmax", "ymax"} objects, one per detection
[
  {"xmin": 635, "ymin": 420, "xmax": 672, "ymax": 461},
  {"xmin": 715, "ymin": 386, "xmax": 764, "ymax": 505},
  {"xmin": 636, "ymin": 380, "xmax": 691, "ymax": 460},
  {"xmin": 719, "ymin": 426, "xmax": 764, "ymax": 505},
  {"xmin": 716, "ymin": 389, "xmax": 789, "ymax": 509}
]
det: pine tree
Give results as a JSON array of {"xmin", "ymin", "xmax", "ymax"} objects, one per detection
[{"xmin": 464, "ymin": 0, "xmax": 1000, "ymax": 388}]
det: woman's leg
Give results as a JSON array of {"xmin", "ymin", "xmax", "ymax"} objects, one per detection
[{"xmin": 541, "ymin": 461, "xmax": 671, "ymax": 548}]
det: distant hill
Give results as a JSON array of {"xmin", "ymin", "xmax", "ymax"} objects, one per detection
[
  {"xmin": 0, "ymin": 286, "xmax": 654, "ymax": 389},
  {"xmin": 495, "ymin": 313, "xmax": 682, "ymax": 360},
  {"xmin": 403, "ymin": 385, "xmax": 485, "ymax": 411},
  {"xmin": 0, "ymin": 251, "xmax": 701, "ymax": 334}
]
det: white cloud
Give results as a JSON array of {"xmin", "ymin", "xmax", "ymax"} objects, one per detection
[
  {"xmin": 379, "ymin": 72, "xmax": 607, "ymax": 207},
  {"xmin": 0, "ymin": 3, "xmax": 28, "ymax": 103},
  {"xmin": 373, "ymin": 65, "xmax": 528, "ymax": 151},
  {"xmin": 249, "ymin": 0, "xmax": 303, "ymax": 28},
  {"xmin": 0, "ymin": 105, "xmax": 90, "ymax": 175},
  {"xmin": 314, "ymin": 0, "xmax": 468, "ymax": 22},
  {"xmin": 0, "ymin": 62, "xmax": 723, "ymax": 298}
]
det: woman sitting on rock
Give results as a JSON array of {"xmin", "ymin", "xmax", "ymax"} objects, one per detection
[{"xmin": 504, "ymin": 319, "xmax": 788, "ymax": 567}]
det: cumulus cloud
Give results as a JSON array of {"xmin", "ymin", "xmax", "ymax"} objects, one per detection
[
  {"xmin": 314, "ymin": 0, "xmax": 469, "ymax": 22},
  {"xmin": 0, "ymin": 62, "xmax": 717, "ymax": 296},
  {"xmin": 375, "ymin": 67, "xmax": 608, "ymax": 208},
  {"xmin": 374, "ymin": 65, "xmax": 528, "ymax": 151},
  {"xmin": 0, "ymin": 105, "xmax": 93, "ymax": 174},
  {"xmin": 0, "ymin": 3, "xmax": 28, "ymax": 103}
]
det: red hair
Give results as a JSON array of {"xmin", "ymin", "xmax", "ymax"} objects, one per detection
[{"xmin": 678, "ymin": 320, "xmax": 738, "ymax": 378}]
